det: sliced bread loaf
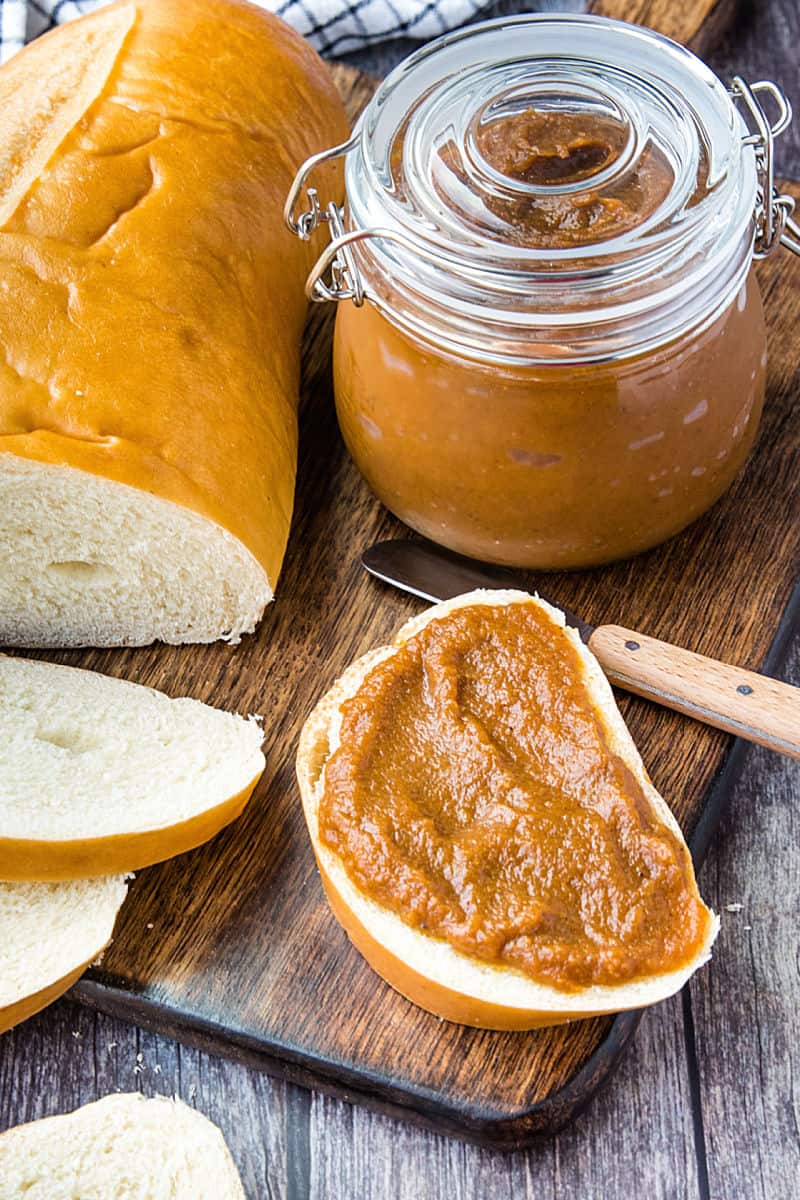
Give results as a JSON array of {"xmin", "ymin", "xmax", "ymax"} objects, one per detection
[
  {"xmin": 297, "ymin": 590, "xmax": 718, "ymax": 1030},
  {"xmin": 0, "ymin": 0, "xmax": 348, "ymax": 647},
  {"xmin": 0, "ymin": 875, "xmax": 127, "ymax": 1034},
  {"xmin": 0, "ymin": 655, "xmax": 265, "ymax": 880},
  {"xmin": 0, "ymin": 1093, "xmax": 244, "ymax": 1199}
]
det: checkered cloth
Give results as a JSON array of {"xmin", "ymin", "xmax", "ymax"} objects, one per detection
[{"xmin": 0, "ymin": 0, "xmax": 490, "ymax": 61}]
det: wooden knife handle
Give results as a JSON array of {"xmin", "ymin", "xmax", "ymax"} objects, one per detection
[{"xmin": 588, "ymin": 625, "xmax": 800, "ymax": 759}]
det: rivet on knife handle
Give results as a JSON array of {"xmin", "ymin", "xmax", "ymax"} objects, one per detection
[{"xmin": 589, "ymin": 625, "xmax": 800, "ymax": 759}]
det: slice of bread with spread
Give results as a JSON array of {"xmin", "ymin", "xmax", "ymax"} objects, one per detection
[
  {"xmin": 0, "ymin": 0, "xmax": 348, "ymax": 647},
  {"xmin": 0, "ymin": 655, "xmax": 265, "ymax": 880},
  {"xmin": 0, "ymin": 876, "xmax": 127, "ymax": 1034},
  {"xmin": 297, "ymin": 589, "xmax": 718, "ymax": 1030},
  {"xmin": 0, "ymin": 1093, "xmax": 244, "ymax": 1199}
]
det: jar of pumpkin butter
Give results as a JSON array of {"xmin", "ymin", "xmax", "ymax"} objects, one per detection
[{"xmin": 286, "ymin": 15, "xmax": 799, "ymax": 569}]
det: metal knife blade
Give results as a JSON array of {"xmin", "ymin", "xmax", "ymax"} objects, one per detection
[{"xmin": 362, "ymin": 538, "xmax": 594, "ymax": 643}]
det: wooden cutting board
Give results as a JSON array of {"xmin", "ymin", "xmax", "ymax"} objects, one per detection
[{"xmin": 33, "ymin": 6, "xmax": 798, "ymax": 1148}]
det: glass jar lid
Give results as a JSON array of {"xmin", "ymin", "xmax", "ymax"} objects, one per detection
[
  {"xmin": 357, "ymin": 15, "xmax": 740, "ymax": 266},
  {"xmin": 286, "ymin": 15, "xmax": 798, "ymax": 363}
]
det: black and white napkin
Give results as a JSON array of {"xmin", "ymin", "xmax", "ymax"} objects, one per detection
[{"xmin": 0, "ymin": 0, "xmax": 491, "ymax": 61}]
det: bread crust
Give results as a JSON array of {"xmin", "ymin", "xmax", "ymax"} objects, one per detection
[
  {"xmin": 0, "ymin": 774, "xmax": 259, "ymax": 881},
  {"xmin": 0, "ymin": 959, "xmax": 93, "ymax": 1035},
  {"xmin": 297, "ymin": 590, "xmax": 718, "ymax": 1029},
  {"xmin": 0, "ymin": 0, "xmax": 348, "ymax": 641},
  {"xmin": 0, "ymin": 875, "xmax": 127, "ymax": 1034}
]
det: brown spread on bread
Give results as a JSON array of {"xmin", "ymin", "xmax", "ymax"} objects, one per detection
[{"xmin": 318, "ymin": 601, "xmax": 712, "ymax": 992}]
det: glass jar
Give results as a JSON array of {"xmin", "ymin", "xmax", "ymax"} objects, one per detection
[{"xmin": 286, "ymin": 15, "xmax": 799, "ymax": 568}]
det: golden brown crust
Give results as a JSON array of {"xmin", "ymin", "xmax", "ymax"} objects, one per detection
[
  {"xmin": 0, "ymin": 960, "xmax": 93, "ymax": 1035},
  {"xmin": 0, "ymin": 0, "xmax": 348, "ymax": 590},
  {"xmin": 0, "ymin": 775, "xmax": 259, "ymax": 881}
]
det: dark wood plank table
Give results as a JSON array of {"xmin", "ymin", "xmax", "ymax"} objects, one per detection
[{"xmin": 1, "ymin": 2, "xmax": 797, "ymax": 1196}]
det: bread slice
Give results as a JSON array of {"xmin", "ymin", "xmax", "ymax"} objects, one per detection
[
  {"xmin": 297, "ymin": 590, "xmax": 719, "ymax": 1030},
  {"xmin": 0, "ymin": 0, "xmax": 348, "ymax": 647},
  {"xmin": 0, "ymin": 1093, "xmax": 244, "ymax": 1199},
  {"xmin": 0, "ymin": 655, "xmax": 265, "ymax": 880},
  {"xmin": 0, "ymin": 875, "xmax": 127, "ymax": 1034}
]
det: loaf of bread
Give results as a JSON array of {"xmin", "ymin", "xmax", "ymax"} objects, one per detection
[
  {"xmin": 0, "ymin": 0, "xmax": 347, "ymax": 647},
  {"xmin": 0, "ymin": 875, "xmax": 127, "ymax": 1034},
  {"xmin": 297, "ymin": 590, "xmax": 719, "ymax": 1029},
  {"xmin": 0, "ymin": 654, "xmax": 265, "ymax": 879},
  {"xmin": 0, "ymin": 1093, "xmax": 244, "ymax": 1199}
]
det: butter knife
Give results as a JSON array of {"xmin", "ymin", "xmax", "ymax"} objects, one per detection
[{"xmin": 362, "ymin": 538, "xmax": 800, "ymax": 760}]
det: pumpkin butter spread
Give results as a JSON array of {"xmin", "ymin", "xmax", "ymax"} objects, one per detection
[{"xmin": 318, "ymin": 602, "xmax": 712, "ymax": 993}]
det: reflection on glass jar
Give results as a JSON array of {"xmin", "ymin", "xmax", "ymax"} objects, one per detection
[{"xmin": 335, "ymin": 275, "xmax": 766, "ymax": 568}]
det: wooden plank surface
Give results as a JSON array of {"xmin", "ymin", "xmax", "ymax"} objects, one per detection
[
  {"xmin": 2, "ymin": 0, "xmax": 799, "ymax": 1191},
  {"xmin": 689, "ymin": 681, "xmax": 800, "ymax": 1199},
  {"xmin": 306, "ymin": 985, "xmax": 702, "ymax": 1198}
]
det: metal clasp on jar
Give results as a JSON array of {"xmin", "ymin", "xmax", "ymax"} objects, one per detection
[
  {"xmin": 284, "ymin": 129, "xmax": 436, "ymax": 305},
  {"xmin": 282, "ymin": 131, "xmax": 368, "ymax": 303},
  {"xmin": 284, "ymin": 139, "xmax": 464, "ymax": 306},
  {"xmin": 729, "ymin": 76, "xmax": 800, "ymax": 258}
]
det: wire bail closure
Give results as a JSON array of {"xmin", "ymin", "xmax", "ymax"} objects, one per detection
[
  {"xmin": 729, "ymin": 76, "xmax": 800, "ymax": 258},
  {"xmin": 282, "ymin": 131, "xmax": 368, "ymax": 304},
  {"xmin": 286, "ymin": 74, "xmax": 800, "ymax": 307},
  {"xmin": 283, "ymin": 131, "xmax": 358, "ymax": 240}
]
